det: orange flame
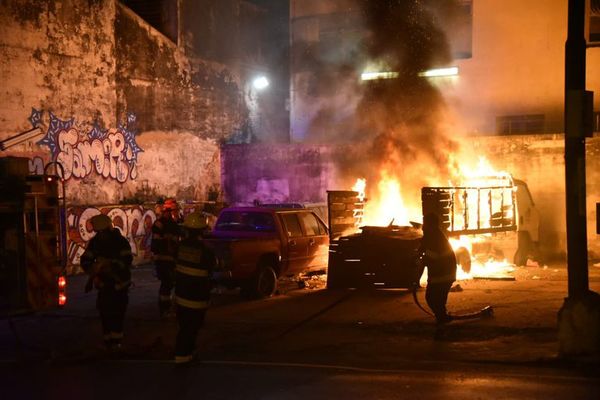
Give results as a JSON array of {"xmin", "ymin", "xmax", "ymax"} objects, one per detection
[{"xmin": 353, "ymin": 156, "xmax": 517, "ymax": 281}]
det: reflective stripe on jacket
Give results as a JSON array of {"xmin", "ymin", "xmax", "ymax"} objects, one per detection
[
  {"xmin": 151, "ymin": 217, "xmax": 180, "ymax": 259},
  {"xmin": 174, "ymin": 237, "xmax": 216, "ymax": 309}
]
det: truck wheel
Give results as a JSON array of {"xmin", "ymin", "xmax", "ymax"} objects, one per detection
[
  {"xmin": 514, "ymin": 231, "xmax": 533, "ymax": 266},
  {"xmin": 256, "ymin": 265, "xmax": 277, "ymax": 298},
  {"xmin": 241, "ymin": 264, "xmax": 278, "ymax": 299},
  {"xmin": 455, "ymin": 247, "xmax": 472, "ymax": 274}
]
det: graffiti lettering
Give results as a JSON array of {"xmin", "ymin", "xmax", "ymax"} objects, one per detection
[
  {"xmin": 28, "ymin": 156, "xmax": 44, "ymax": 175},
  {"xmin": 34, "ymin": 109, "xmax": 143, "ymax": 183},
  {"xmin": 56, "ymin": 128, "xmax": 133, "ymax": 182},
  {"xmin": 67, "ymin": 205, "xmax": 156, "ymax": 270}
]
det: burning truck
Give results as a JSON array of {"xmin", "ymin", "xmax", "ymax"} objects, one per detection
[{"xmin": 326, "ymin": 169, "xmax": 539, "ymax": 289}]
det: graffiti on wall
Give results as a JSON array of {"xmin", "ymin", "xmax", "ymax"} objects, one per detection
[
  {"xmin": 67, "ymin": 205, "xmax": 156, "ymax": 269},
  {"xmin": 28, "ymin": 156, "xmax": 44, "ymax": 175},
  {"xmin": 31, "ymin": 108, "xmax": 143, "ymax": 182}
]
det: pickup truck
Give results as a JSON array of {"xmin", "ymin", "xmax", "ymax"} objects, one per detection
[{"xmin": 206, "ymin": 206, "xmax": 329, "ymax": 298}]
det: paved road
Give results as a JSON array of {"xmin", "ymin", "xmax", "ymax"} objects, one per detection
[
  {"xmin": 1, "ymin": 264, "xmax": 600, "ymax": 399},
  {"xmin": 2, "ymin": 359, "xmax": 599, "ymax": 400}
]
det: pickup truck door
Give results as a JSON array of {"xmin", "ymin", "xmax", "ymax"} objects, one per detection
[
  {"xmin": 298, "ymin": 212, "xmax": 329, "ymax": 271},
  {"xmin": 279, "ymin": 212, "xmax": 310, "ymax": 275}
]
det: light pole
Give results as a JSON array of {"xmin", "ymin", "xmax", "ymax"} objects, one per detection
[{"xmin": 558, "ymin": 0, "xmax": 600, "ymax": 358}]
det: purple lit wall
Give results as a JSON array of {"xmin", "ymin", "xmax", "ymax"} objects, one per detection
[{"xmin": 220, "ymin": 144, "xmax": 337, "ymax": 205}]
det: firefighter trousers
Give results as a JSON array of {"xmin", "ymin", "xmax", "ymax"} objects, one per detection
[
  {"xmin": 97, "ymin": 288, "xmax": 128, "ymax": 345},
  {"xmin": 425, "ymin": 281, "xmax": 453, "ymax": 323},
  {"xmin": 175, "ymin": 306, "xmax": 207, "ymax": 362},
  {"xmin": 156, "ymin": 261, "xmax": 175, "ymax": 315}
]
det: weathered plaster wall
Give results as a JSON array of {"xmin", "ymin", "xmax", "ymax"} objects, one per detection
[
  {"xmin": 115, "ymin": 3, "xmax": 246, "ymax": 138},
  {"xmin": 0, "ymin": 0, "xmax": 117, "ymax": 134},
  {"xmin": 1, "ymin": 0, "xmax": 247, "ymax": 207},
  {"xmin": 135, "ymin": 131, "xmax": 220, "ymax": 200}
]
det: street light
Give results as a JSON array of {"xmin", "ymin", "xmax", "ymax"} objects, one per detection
[{"xmin": 252, "ymin": 76, "xmax": 270, "ymax": 90}]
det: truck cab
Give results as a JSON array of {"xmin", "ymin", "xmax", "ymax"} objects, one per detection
[{"xmin": 207, "ymin": 206, "xmax": 329, "ymax": 298}]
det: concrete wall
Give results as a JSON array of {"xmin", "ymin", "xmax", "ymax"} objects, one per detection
[
  {"xmin": 466, "ymin": 134, "xmax": 600, "ymax": 260},
  {"xmin": 0, "ymin": 0, "xmax": 117, "ymax": 129},
  {"xmin": 116, "ymin": 4, "xmax": 245, "ymax": 138},
  {"xmin": 0, "ymin": 0, "xmax": 247, "ymax": 206}
]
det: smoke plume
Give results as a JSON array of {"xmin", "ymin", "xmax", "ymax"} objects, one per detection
[{"xmin": 305, "ymin": 0, "xmax": 464, "ymax": 198}]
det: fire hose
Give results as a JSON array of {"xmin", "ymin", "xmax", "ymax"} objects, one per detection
[
  {"xmin": 411, "ymin": 285, "xmax": 494, "ymax": 321},
  {"xmin": 412, "ymin": 253, "xmax": 494, "ymax": 321}
]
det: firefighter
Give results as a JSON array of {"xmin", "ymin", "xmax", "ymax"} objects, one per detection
[
  {"xmin": 152, "ymin": 198, "xmax": 181, "ymax": 317},
  {"xmin": 174, "ymin": 212, "xmax": 216, "ymax": 364},
  {"xmin": 81, "ymin": 214, "xmax": 133, "ymax": 351},
  {"xmin": 415, "ymin": 213, "xmax": 457, "ymax": 325}
]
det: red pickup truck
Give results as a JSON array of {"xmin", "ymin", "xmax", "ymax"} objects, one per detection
[{"xmin": 206, "ymin": 206, "xmax": 329, "ymax": 298}]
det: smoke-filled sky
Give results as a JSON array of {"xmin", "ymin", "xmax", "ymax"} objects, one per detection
[{"xmin": 304, "ymin": 0, "xmax": 465, "ymax": 196}]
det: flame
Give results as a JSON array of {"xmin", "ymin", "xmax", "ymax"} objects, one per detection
[
  {"xmin": 353, "ymin": 171, "xmax": 411, "ymax": 226},
  {"xmin": 352, "ymin": 156, "xmax": 517, "ymax": 282},
  {"xmin": 352, "ymin": 178, "xmax": 366, "ymax": 202}
]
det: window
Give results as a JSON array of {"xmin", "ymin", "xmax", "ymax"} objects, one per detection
[
  {"xmin": 453, "ymin": 1, "xmax": 473, "ymax": 59},
  {"xmin": 317, "ymin": 218, "xmax": 328, "ymax": 235},
  {"xmin": 438, "ymin": 0, "xmax": 472, "ymax": 59},
  {"xmin": 215, "ymin": 211, "xmax": 275, "ymax": 232},
  {"xmin": 496, "ymin": 114, "xmax": 545, "ymax": 135},
  {"xmin": 299, "ymin": 213, "xmax": 320, "ymax": 236},
  {"xmin": 281, "ymin": 213, "xmax": 303, "ymax": 237}
]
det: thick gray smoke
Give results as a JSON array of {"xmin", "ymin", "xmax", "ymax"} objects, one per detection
[{"xmin": 305, "ymin": 0, "xmax": 464, "ymax": 191}]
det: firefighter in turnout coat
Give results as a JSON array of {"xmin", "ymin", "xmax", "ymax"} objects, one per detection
[
  {"xmin": 174, "ymin": 212, "xmax": 216, "ymax": 364},
  {"xmin": 81, "ymin": 214, "xmax": 133, "ymax": 350},
  {"xmin": 152, "ymin": 199, "xmax": 181, "ymax": 317},
  {"xmin": 416, "ymin": 213, "xmax": 457, "ymax": 325}
]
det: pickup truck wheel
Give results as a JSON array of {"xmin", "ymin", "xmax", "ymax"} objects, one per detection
[
  {"xmin": 256, "ymin": 265, "xmax": 277, "ymax": 298},
  {"xmin": 242, "ymin": 265, "xmax": 278, "ymax": 299},
  {"xmin": 455, "ymin": 247, "xmax": 471, "ymax": 274}
]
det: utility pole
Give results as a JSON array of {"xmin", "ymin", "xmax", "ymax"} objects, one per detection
[
  {"xmin": 564, "ymin": 0, "xmax": 589, "ymax": 298},
  {"xmin": 559, "ymin": 0, "xmax": 600, "ymax": 357}
]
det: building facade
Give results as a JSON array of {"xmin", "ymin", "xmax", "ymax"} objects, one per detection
[{"xmin": 290, "ymin": 0, "xmax": 600, "ymax": 138}]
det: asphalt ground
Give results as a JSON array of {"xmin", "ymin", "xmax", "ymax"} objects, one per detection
[{"xmin": 1, "ymin": 262, "xmax": 600, "ymax": 374}]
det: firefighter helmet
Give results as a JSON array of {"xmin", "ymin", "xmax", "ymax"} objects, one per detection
[
  {"xmin": 183, "ymin": 212, "xmax": 208, "ymax": 230},
  {"xmin": 163, "ymin": 198, "xmax": 178, "ymax": 211},
  {"xmin": 91, "ymin": 214, "xmax": 112, "ymax": 231}
]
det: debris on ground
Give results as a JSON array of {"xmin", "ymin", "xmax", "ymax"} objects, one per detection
[
  {"xmin": 473, "ymin": 276, "xmax": 516, "ymax": 281},
  {"xmin": 450, "ymin": 283, "xmax": 463, "ymax": 292}
]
